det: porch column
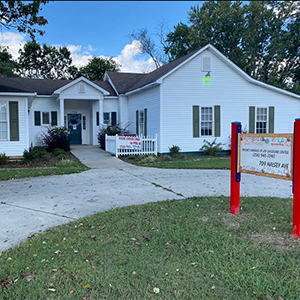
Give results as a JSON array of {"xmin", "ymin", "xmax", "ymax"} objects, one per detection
[
  {"xmin": 98, "ymin": 98, "xmax": 103, "ymax": 126},
  {"xmin": 59, "ymin": 98, "xmax": 64, "ymax": 126}
]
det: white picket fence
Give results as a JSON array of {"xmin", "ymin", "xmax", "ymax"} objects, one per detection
[{"xmin": 105, "ymin": 134, "xmax": 157, "ymax": 157}]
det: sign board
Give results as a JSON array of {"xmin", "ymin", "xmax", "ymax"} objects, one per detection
[
  {"xmin": 238, "ymin": 133, "xmax": 293, "ymax": 180},
  {"xmin": 118, "ymin": 136, "xmax": 141, "ymax": 150}
]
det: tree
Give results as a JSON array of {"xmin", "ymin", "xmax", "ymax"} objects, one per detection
[
  {"xmin": 17, "ymin": 40, "xmax": 76, "ymax": 79},
  {"xmin": 0, "ymin": 1, "xmax": 49, "ymax": 38},
  {"xmin": 0, "ymin": 47, "xmax": 18, "ymax": 77},
  {"xmin": 77, "ymin": 56, "xmax": 121, "ymax": 81},
  {"xmin": 164, "ymin": 1, "xmax": 300, "ymax": 94}
]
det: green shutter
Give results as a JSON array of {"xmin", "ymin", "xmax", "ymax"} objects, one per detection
[
  {"xmin": 111, "ymin": 112, "xmax": 117, "ymax": 126},
  {"xmin": 34, "ymin": 111, "xmax": 41, "ymax": 126},
  {"xmin": 144, "ymin": 109, "xmax": 147, "ymax": 136},
  {"xmin": 193, "ymin": 106, "xmax": 199, "ymax": 138},
  {"xmin": 214, "ymin": 105, "xmax": 221, "ymax": 137},
  {"xmin": 136, "ymin": 110, "xmax": 139, "ymax": 135},
  {"xmin": 268, "ymin": 106, "xmax": 274, "ymax": 133},
  {"xmin": 51, "ymin": 111, "xmax": 58, "ymax": 126},
  {"xmin": 96, "ymin": 112, "xmax": 99, "ymax": 126},
  {"xmin": 249, "ymin": 106, "xmax": 255, "ymax": 133},
  {"xmin": 9, "ymin": 101, "xmax": 19, "ymax": 141}
]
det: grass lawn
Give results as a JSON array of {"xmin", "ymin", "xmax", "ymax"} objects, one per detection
[
  {"xmin": 119, "ymin": 155, "xmax": 231, "ymax": 169},
  {"xmin": 1, "ymin": 196, "xmax": 299, "ymax": 299},
  {"xmin": 0, "ymin": 151, "xmax": 89, "ymax": 181}
]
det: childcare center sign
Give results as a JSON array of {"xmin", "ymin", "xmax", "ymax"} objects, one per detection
[
  {"xmin": 238, "ymin": 134, "xmax": 293, "ymax": 180},
  {"xmin": 118, "ymin": 136, "xmax": 141, "ymax": 150}
]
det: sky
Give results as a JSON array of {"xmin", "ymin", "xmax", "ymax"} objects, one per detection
[{"xmin": 0, "ymin": 1, "xmax": 202, "ymax": 73}]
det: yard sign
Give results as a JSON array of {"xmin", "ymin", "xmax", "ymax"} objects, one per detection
[
  {"xmin": 230, "ymin": 119, "xmax": 300, "ymax": 238},
  {"xmin": 118, "ymin": 136, "xmax": 141, "ymax": 150}
]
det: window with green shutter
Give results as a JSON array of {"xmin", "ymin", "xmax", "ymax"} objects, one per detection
[
  {"xmin": 193, "ymin": 106, "xmax": 199, "ymax": 138},
  {"xmin": 34, "ymin": 111, "xmax": 41, "ymax": 126},
  {"xmin": 51, "ymin": 111, "xmax": 58, "ymax": 126},
  {"xmin": 9, "ymin": 101, "xmax": 19, "ymax": 141},
  {"xmin": 214, "ymin": 105, "xmax": 220, "ymax": 137}
]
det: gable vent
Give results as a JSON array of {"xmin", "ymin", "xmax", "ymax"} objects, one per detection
[
  {"xmin": 78, "ymin": 83, "xmax": 85, "ymax": 93},
  {"xmin": 202, "ymin": 57, "xmax": 211, "ymax": 72}
]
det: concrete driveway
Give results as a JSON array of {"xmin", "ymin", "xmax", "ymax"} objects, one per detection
[{"xmin": 0, "ymin": 145, "xmax": 293, "ymax": 252}]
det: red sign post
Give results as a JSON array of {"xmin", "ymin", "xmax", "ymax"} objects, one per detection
[
  {"xmin": 230, "ymin": 122, "xmax": 241, "ymax": 214},
  {"xmin": 293, "ymin": 118, "xmax": 300, "ymax": 237}
]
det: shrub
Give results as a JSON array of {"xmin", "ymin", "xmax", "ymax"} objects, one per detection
[
  {"xmin": 168, "ymin": 145, "xmax": 181, "ymax": 157},
  {"xmin": 55, "ymin": 159, "xmax": 79, "ymax": 167},
  {"xmin": 200, "ymin": 138, "xmax": 224, "ymax": 156},
  {"xmin": 52, "ymin": 148, "xmax": 67, "ymax": 159},
  {"xmin": 0, "ymin": 153, "xmax": 9, "ymax": 165},
  {"xmin": 32, "ymin": 146, "xmax": 47, "ymax": 158},
  {"xmin": 98, "ymin": 123, "xmax": 130, "ymax": 150},
  {"xmin": 42, "ymin": 126, "xmax": 70, "ymax": 152}
]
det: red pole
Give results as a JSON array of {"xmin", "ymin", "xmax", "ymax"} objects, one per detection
[
  {"xmin": 293, "ymin": 118, "xmax": 300, "ymax": 237},
  {"xmin": 230, "ymin": 122, "xmax": 241, "ymax": 214}
]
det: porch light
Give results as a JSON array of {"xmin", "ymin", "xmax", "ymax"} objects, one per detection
[{"xmin": 204, "ymin": 71, "xmax": 211, "ymax": 82}]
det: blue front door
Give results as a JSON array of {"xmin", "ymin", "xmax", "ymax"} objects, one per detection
[{"xmin": 68, "ymin": 114, "xmax": 82, "ymax": 144}]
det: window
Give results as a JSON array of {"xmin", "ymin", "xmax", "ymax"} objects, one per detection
[
  {"xmin": 103, "ymin": 112, "xmax": 109, "ymax": 125},
  {"xmin": 201, "ymin": 107, "xmax": 213, "ymax": 136},
  {"xmin": 35, "ymin": 111, "xmax": 58, "ymax": 126},
  {"xmin": 0, "ymin": 102, "xmax": 7, "ymax": 140},
  {"xmin": 136, "ymin": 109, "xmax": 147, "ymax": 136},
  {"xmin": 256, "ymin": 107, "xmax": 267, "ymax": 134},
  {"xmin": 193, "ymin": 106, "xmax": 220, "ymax": 138},
  {"xmin": 42, "ymin": 112, "xmax": 50, "ymax": 125}
]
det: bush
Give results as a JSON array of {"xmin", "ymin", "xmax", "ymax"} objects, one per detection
[
  {"xmin": 200, "ymin": 138, "xmax": 224, "ymax": 156},
  {"xmin": 52, "ymin": 148, "xmax": 67, "ymax": 159},
  {"xmin": 0, "ymin": 153, "xmax": 9, "ymax": 165},
  {"xmin": 42, "ymin": 126, "xmax": 70, "ymax": 152},
  {"xmin": 168, "ymin": 145, "xmax": 181, "ymax": 157},
  {"xmin": 98, "ymin": 123, "xmax": 130, "ymax": 150}
]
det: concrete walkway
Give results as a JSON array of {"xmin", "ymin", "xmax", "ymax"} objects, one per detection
[{"xmin": 0, "ymin": 145, "xmax": 293, "ymax": 252}]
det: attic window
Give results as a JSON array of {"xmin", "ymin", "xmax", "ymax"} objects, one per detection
[
  {"xmin": 202, "ymin": 57, "xmax": 211, "ymax": 72},
  {"xmin": 78, "ymin": 83, "xmax": 85, "ymax": 93}
]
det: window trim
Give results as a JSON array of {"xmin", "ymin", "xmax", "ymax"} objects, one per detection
[
  {"xmin": 35, "ymin": 110, "xmax": 58, "ymax": 126},
  {"xmin": 255, "ymin": 106, "xmax": 268, "ymax": 134},
  {"xmin": 0, "ymin": 101, "xmax": 8, "ymax": 141}
]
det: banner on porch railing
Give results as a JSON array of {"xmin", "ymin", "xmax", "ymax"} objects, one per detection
[{"xmin": 118, "ymin": 136, "xmax": 141, "ymax": 150}]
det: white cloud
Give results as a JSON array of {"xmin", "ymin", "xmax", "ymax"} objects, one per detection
[
  {"xmin": 113, "ymin": 40, "xmax": 157, "ymax": 73},
  {"xmin": 0, "ymin": 31, "xmax": 26, "ymax": 60},
  {"xmin": 1, "ymin": 32, "xmax": 157, "ymax": 74}
]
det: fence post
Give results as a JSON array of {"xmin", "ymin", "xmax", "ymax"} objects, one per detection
[
  {"xmin": 115, "ymin": 134, "xmax": 118, "ymax": 158},
  {"xmin": 230, "ymin": 122, "xmax": 241, "ymax": 214},
  {"xmin": 155, "ymin": 134, "xmax": 158, "ymax": 156},
  {"xmin": 293, "ymin": 118, "xmax": 300, "ymax": 237},
  {"xmin": 105, "ymin": 134, "xmax": 107, "ymax": 152}
]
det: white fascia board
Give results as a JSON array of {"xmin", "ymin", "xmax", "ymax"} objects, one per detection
[
  {"xmin": 0, "ymin": 92, "xmax": 36, "ymax": 97},
  {"xmin": 104, "ymin": 96, "xmax": 119, "ymax": 99},
  {"xmin": 125, "ymin": 82, "xmax": 159, "ymax": 96},
  {"xmin": 53, "ymin": 76, "xmax": 110, "ymax": 96}
]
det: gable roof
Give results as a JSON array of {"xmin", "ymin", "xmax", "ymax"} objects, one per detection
[{"xmin": 0, "ymin": 76, "xmax": 117, "ymax": 96}]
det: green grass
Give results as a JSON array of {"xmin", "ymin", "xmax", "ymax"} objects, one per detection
[
  {"xmin": 1, "ymin": 196, "xmax": 299, "ymax": 299},
  {"xmin": 0, "ymin": 166, "xmax": 88, "ymax": 181},
  {"xmin": 120, "ymin": 155, "xmax": 231, "ymax": 169}
]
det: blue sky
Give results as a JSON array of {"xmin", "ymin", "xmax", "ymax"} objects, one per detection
[{"xmin": 0, "ymin": 1, "xmax": 202, "ymax": 72}]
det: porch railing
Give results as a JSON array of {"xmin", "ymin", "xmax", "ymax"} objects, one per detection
[{"xmin": 105, "ymin": 134, "xmax": 157, "ymax": 157}]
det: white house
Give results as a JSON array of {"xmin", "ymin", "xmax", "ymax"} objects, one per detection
[{"xmin": 1, "ymin": 44, "xmax": 300, "ymax": 156}]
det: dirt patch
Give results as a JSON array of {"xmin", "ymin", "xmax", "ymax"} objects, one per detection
[{"xmin": 0, "ymin": 152, "xmax": 79, "ymax": 169}]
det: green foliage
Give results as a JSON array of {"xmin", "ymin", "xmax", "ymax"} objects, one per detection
[
  {"xmin": 22, "ymin": 147, "xmax": 47, "ymax": 163},
  {"xmin": 168, "ymin": 145, "xmax": 181, "ymax": 156},
  {"xmin": 0, "ymin": 1, "xmax": 49, "ymax": 38},
  {"xmin": 0, "ymin": 47, "xmax": 18, "ymax": 77},
  {"xmin": 52, "ymin": 148, "xmax": 67, "ymax": 159},
  {"xmin": 42, "ymin": 126, "xmax": 70, "ymax": 152},
  {"xmin": 98, "ymin": 123, "xmax": 130, "ymax": 150},
  {"xmin": 139, "ymin": 155, "xmax": 156, "ymax": 164},
  {"xmin": 164, "ymin": 1, "xmax": 300, "ymax": 94},
  {"xmin": 200, "ymin": 138, "xmax": 224, "ymax": 156},
  {"xmin": 77, "ymin": 56, "xmax": 120, "ymax": 81},
  {"xmin": 55, "ymin": 159, "xmax": 79, "ymax": 167},
  {"xmin": 0, "ymin": 153, "xmax": 10, "ymax": 165},
  {"xmin": 17, "ymin": 40, "xmax": 76, "ymax": 79}
]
